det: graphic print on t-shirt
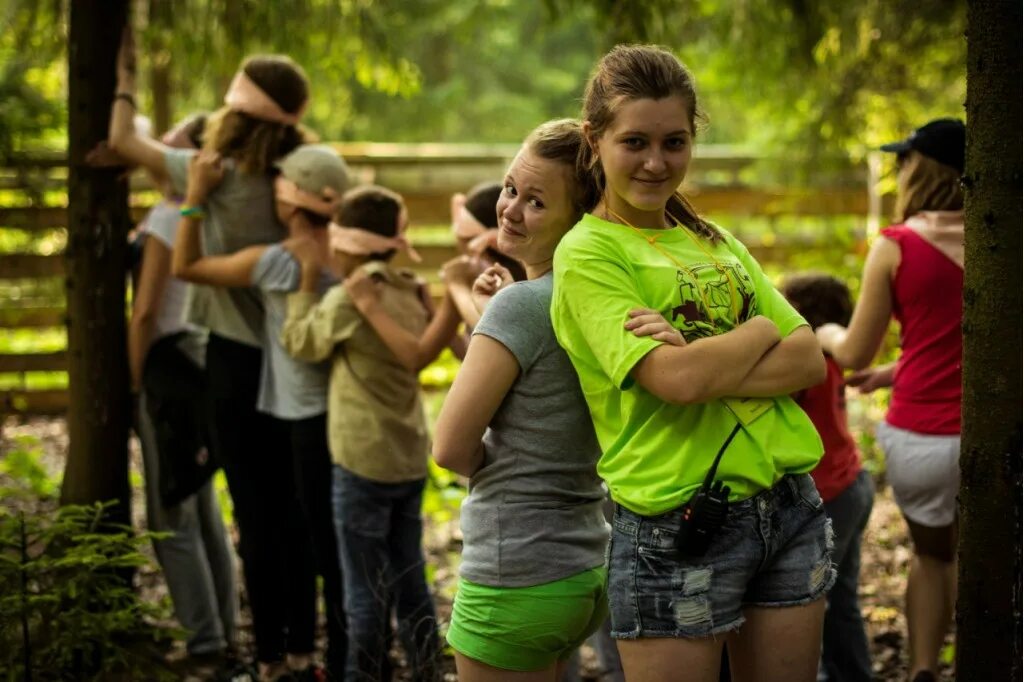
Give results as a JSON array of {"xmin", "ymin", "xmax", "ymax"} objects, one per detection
[{"xmin": 670, "ymin": 261, "xmax": 757, "ymax": 341}]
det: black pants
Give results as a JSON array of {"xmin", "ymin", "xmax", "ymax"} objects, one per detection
[
  {"xmin": 205, "ymin": 334, "xmax": 317, "ymax": 663},
  {"xmin": 290, "ymin": 413, "xmax": 348, "ymax": 678}
]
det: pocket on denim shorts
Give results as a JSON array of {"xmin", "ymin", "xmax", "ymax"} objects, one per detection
[
  {"xmin": 791, "ymin": 474, "xmax": 824, "ymax": 512},
  {"xmin": 636, "ymin": 522, "xmax": 685, "ymax": 596}
]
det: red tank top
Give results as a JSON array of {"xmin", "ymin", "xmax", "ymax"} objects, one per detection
[
  {"xmin": 882, "ymin": 225, "xmax": 963, "ymax": 435},
  {"xmin": 799, "ymin": 357, "xmax": 862, "ymax": 502}
]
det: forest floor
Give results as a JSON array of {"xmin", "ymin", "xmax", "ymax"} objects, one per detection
[{"xmin": 2, "ymin": 415, "xmax": 955, "ymax": 681}]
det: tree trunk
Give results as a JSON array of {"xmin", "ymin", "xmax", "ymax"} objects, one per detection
[
  {"xmin": 957, "ymin": 2, "xmax": 1023, "ymax": 681},
  {"xmin": 60, "ymin": 0, "xmax": 132, "ymax": 526},
  {"xmin": 148, "ymin": 0, "xmax": 173, "ymax": 136}
]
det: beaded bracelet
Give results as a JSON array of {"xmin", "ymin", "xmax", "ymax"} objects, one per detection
[{"xmin": 179, "ymin": 204, "xmax": 205, "ymax": 218}]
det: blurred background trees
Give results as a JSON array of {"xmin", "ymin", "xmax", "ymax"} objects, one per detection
[{"xmin": 2, "ymin": 0, "xmax": 965, "ymax": 158}]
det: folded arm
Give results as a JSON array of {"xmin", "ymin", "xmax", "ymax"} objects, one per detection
[
  {"xmin": 731, "ymin": 325, "xmax": 826, "ymax": 397},
  {"xmin": 630, "ymin": 315, "xmax": 782, "ymax": 405}
]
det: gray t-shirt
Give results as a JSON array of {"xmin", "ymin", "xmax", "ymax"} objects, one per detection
[
  {"xmin": 251, "ymin": 245, "xmax": 332, "ymax": 420},
  {"xmin": 165, "ymin": 149, "xmax": 285, "ymax": 347},
  {"xmin": 459, "ymin": 273, "xmax": 608, "ymax": 587}
]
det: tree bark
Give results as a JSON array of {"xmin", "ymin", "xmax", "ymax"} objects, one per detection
[
  {"xmin": 60, "ymin": 0, "xmax": 132, "ymax": 525},
  {"xmin": 957, "ymin": 2, "xmax": 1023, "ymax": 681}
]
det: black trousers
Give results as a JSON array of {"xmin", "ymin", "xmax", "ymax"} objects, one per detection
[
  {"xmin": 204, "ymin": 334, "xmax": 316, "ymax": 663},
  {"xmin": 290, "ymin": 413, "xmax": 348, "ymax": 678}
]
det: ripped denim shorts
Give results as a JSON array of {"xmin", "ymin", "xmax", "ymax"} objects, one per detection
[{"xmin": 608, "ymin": 473, "xmax": 835, "ymax": 639}]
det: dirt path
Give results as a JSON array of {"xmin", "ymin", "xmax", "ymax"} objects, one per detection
[{"xmin": 2, "ymin": 415, "xmax": 954, "ymax": 680}]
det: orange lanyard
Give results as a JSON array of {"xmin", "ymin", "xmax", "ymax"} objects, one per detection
[{"xmin": 604, "ymin": 206, "xmax": 740, "ymax": 325}]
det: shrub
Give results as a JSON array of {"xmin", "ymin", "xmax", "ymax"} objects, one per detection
[{"xmin": 0, "ymin": 455, "xmax": 177, "ymax": 680}]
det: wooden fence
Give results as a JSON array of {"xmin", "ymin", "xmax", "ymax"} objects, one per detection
[{"xmin": 0, "ymin": 144, "xmax": 889, "ymax": 414}]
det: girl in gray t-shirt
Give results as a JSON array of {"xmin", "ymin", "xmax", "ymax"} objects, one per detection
[{"xmin": 354, "ymin": 120, "xmax": 682, "ymax": 679}]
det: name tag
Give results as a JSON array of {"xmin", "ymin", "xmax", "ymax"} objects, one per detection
[{"xmin": 722, "ymin": 397, "xmax": 774, "ymax": 426}]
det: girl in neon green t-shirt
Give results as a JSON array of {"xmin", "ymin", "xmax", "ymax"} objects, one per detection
[{"xmin": 551, "ymin": 45, "xmax": 833, "ymax": 682}]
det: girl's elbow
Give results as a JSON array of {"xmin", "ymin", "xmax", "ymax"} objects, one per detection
[
  {"xmin": 108, "ymin": 132, "xmax": 125, "ymax": 151},
  {"xmin": 131, "ymin": 308, "xmax": 156, "ymax": 328},
  {"xmin": 806, "ymin": 352, "xmax": 827, "ymax": 386},
  {"xmin": 432, "ymin": 438, "xmax": 474, "ymax": 474},
  {"xmin": 108, "ymin": 130, "xmax": 134, "ymax": 154},
  {"xmin": 432, "ymin": 446, "xmax": 458, "ymax": 473},
  {"xmin": 834, "ymin": 348, "xmax": 872, "ymax": 371}
]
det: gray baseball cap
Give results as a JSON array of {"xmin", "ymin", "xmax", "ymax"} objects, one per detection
[{"xmin": 274, "ymin": 144, "xmax": 351, "ymax": 199}]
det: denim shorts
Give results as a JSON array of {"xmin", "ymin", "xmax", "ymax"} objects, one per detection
[{"xmin": 608, "ymin": 473, "xmax": 835, "ymax": 639}]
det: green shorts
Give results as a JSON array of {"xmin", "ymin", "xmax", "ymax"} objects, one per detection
[{"xmin": 446, "ymin": 565, "xmax": 608, "ymax": 671}]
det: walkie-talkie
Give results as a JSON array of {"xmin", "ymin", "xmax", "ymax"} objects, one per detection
[{"xmin": 675, "ymin": 424, "xmax": 741, "ymax": 558}]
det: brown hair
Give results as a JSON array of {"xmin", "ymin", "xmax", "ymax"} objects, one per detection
[
  {"xmin": 579, "ymin": 44, "xmax": 719, "ymax": 242},
  {"xmin": 781, "ymin": 273, "xmax": 852, "ymax": 330},
  {"xmin": 895, "ymin": 150, "xmax": 964, "ymax": 222},
  {"xmin": 525, "ymin": 118, "xmax": 601, "ymax": 222},
  {"xmin": 464, "ymin": 182, "xmax": 503, "ymax": 228},
  {"xmin": 176, "ymin": 113, "xmax": 208, "ymax": 149},
  {"xmin": 203, "ymin": 55, "xmax": 314, "ymax": 174},
  {"xmin": 338, "ymin": 185, "xmax": 404, "ymax": 261}
]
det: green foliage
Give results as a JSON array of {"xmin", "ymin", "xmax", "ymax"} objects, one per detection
[
  {"xmin": 0, "ymin": 438, "xmax": 177, "ymax": 679},
  {"xmin": 3, "ymin": 0, "xmax": 966, "ymax": 163},
  {"xmin": 0, "ymin": 0, "xmax": 67, "ymax": 158},
  {"xmin": 0, "ymin": 435, "xmax": 58, "ymax": 499},
  {"xmin": 419, "ymin": 348, "xmax": 461, "ymax": 389},
  {"xmin": 0, "ymin": 502, "xmax": 178, "ymax": 681},
  {"xmin": 672, "ymin": 0, "xmax": 965, "ymax": 158}
]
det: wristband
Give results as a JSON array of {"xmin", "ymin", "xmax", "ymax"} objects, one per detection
[
  {"xmin": 114, "ymin": 92, "xmax": 136, "ymax": 108},
  {"xmin": 179, "ymin": 204, "xmax": 205, "ymax": 218}
]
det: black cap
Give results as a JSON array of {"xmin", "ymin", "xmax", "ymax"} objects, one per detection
[{"xmin": 880, "ymin": 118, "xmax": 965, "ymax": 173}]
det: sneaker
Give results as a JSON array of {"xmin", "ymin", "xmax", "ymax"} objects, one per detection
[{"xmin": 911, "ymin": 672, "xmax": 937, "ymax": 682}]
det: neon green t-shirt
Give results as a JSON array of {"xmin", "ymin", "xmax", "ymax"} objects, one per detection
[{"xmin": 551, "ymin": 213, "xmax": 823, "ymax": 516}]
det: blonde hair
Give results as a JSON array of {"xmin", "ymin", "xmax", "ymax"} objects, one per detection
[
  {"xmin": 579, "ymin": 44, "xmax": 719, "ymax": 242},
  {"xmin": 203, "ymin": 54, "xmax": 315, "ymax": 174},
  {"xmin": 524, "ymin": 119, "xmax": 600, "ymax": 222},
  {"xmin": 895, "ymin": 150, "xmax": 964, "ymax": 222}
]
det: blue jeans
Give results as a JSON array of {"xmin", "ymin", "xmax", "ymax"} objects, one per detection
[
  {"xmin": 821, "ymin": 470, "xmax": 874, "ymax": 682},
  {"xmin": 332, "ymin": 466, "xmax": 440, "ymax": 681}
]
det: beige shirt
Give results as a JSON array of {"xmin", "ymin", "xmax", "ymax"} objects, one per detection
[{"xmin": 281, "ymin": 261, "xmax": 430, "ymax": 483}]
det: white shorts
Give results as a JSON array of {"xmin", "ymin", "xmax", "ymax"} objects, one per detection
[{"xmin": 876, "ymin": 421, "xmax": 960, "ymax": 527}]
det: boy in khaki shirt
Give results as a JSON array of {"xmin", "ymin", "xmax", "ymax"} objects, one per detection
[{"xmin": 280, "ymin": 186, "xmax": 440, "ymax": 679}]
